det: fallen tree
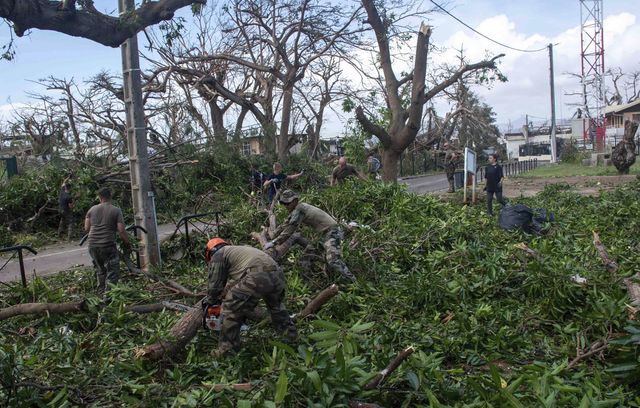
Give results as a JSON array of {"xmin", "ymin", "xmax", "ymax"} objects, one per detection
[{"xmin": 137, "ymin": 283, "xmax": 341, "ymax": 361}]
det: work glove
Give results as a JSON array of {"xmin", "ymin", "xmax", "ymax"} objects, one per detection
[{"xmin": 264, "ymin": 241, "xmax": 275, "ymax": 250}]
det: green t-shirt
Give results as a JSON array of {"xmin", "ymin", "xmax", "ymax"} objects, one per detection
[{"xmin": 332, "ymin": 164, "xmax": 359, "ymax": 183}]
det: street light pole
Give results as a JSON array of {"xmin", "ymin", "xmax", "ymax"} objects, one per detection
[
  {"xmin": 118, "ymin": 0, "xmax": 161, "ymax": 269},
  {"xmin": 548, "ymin": 43, "xmax": 558, "ymax": 163}
]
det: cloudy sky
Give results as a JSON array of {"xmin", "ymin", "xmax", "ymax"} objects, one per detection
[{"xmin": 1, "ymin": 0, "xmax": 638, "ymax": 135}]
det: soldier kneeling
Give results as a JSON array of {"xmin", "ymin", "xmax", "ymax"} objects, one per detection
[{"xmin": 202, "ymin": 238, "xmax": 297, "ymax": 357}]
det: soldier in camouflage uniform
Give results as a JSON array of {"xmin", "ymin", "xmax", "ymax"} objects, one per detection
[
  {"xmin": 203, "ymin": 238, "xmax": 297, "ymax": 357},
  {"xmin": 265, "ymin": 190, "xmax": 355, "ymax": 282},
  {"xmin": 443, "ymin": 142, "xmax": 458, "ymax": 193}
]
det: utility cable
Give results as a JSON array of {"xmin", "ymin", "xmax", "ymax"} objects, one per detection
[{"xmin": 430, "ymin": 0, "xmax": 549, "ymax": 53}]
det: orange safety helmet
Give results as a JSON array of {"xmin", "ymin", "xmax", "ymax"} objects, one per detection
[{"xmin": 204, "ymin": 237, "xmax": 228, "ymax": 262}]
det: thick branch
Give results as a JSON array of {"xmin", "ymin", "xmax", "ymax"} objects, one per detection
[
  {"xmin": 0, "ymin": 300, "xmax": 87, "ymax": 321},
  {"xmin": 592, "ymin": 231, "xmax": 619, "ymax": 274},
  {"xmin": 3, "ymin": 0, "xmax": 206, "ymax": 47},
  {"xmin": 296, "ymin": 284, "xmax": 339, "ymax": 320},
  {"xmin": 355, "ymin": 106, "xmax": 391, "ymax": 146},
  {"xmin": 422, "ymin": 54, "xmax": 504, "ymax": 103}
]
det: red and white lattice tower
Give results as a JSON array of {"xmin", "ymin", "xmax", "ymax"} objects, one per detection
[{"xmin": 579, "ymin": 0, "xmax": 605, "ymax": 149}]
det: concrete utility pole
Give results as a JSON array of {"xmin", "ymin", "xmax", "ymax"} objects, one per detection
[
  {"xmin": 548, "ymin": 43, "xmax": 558, "ymax": 163},
  {"xmin": 119, "ymin": 0, "xmax": 161, "ymax": 269}
]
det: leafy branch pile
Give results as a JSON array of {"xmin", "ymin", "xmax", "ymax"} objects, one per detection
[{"xmin": 1, "ymin": 180, "xmax": 639, "ymax": 407}]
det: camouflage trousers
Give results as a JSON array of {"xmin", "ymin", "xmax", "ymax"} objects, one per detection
[
  {"xmin": 57, "ymin": 211, "xmax": 73, "ymax": 240},
  {"xmin": 219, "ymin": 266, "xmax": 297, "ymax": 354},
  {"xmin": 88, "ymin": 245, "xmax": 120, "ymax": 296},
  {"xmin": 446, "ymin": 169, "xmax": 455, "ymax": 192},
  {"xmin": 301, "ymin": 226, "xmax": 354, "ymax": 281}
]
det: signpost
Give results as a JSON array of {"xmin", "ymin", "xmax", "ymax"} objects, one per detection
[{"xmin": 463, "ymin": 148, "xmax": 477, "ymax": 204}]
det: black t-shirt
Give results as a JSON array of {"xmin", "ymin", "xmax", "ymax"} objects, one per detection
[
  {"xmin": 59, "ymin": 190, "xmax": 73, "ymax": 212},
  {"xmin": 266, "ymin": 173, "xmax": 287, "ymax": 201},
  {"xmin": 485, "ymin": 163, "xmax": 503, "ymax": 192}
]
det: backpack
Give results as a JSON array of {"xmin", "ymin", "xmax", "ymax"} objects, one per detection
[{"xmin": 368, "ymin": 157, "xmax": 381, "ymax": 173}]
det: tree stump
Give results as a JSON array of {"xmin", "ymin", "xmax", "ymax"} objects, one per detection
[{"xmin": 611, "ymin": 120, "xmax": 638, "ymax": 175}]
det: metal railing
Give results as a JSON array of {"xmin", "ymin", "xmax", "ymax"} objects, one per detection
[
  {"xmin": 475, "ymin": 159, "xmax": 539, "ymax": 181},
  {"xmin": 0, "ymin": 245, "xmax": 38, "ymax": 287},
  {"xmin": 170, "ymin": 211, "xmax": 224, "ymax": 250}
]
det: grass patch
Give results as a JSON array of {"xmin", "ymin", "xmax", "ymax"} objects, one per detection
[{"xmin": 520, "ymin": 161, "xmax": 640, "ymax": 177}]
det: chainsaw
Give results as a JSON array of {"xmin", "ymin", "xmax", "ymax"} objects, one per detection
[
  {"xmin": 203, "ymin": 305, "xmax": 249, "ymax": 332},
  {"xmin": 204, "ymin": 305, "xmax": 223, "ymax": 331}
]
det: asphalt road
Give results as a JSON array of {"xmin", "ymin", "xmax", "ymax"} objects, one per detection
[
  {"xmin": 401, "ymin": 173, "xmax": 449, "ymax": 194},
  {"xmin": 0, "ymin": 221, "xmax": 213, "ymax": 284},
  {"xmin": 1, "ymin": 173, "xmax": 447, "ymax": 283}
]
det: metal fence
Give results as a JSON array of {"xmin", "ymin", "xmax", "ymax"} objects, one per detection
[
  {"xmin": 397, "ymin": 151, "xmax": 446, "ymax": 177},
  {"xmin": 397, "ymin": 150, "xmax": 539, "ymax": 179}
]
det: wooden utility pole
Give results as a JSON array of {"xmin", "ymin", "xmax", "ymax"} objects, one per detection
[
  {"xmin": 548, "ymin": 43, "xmax": 558, "ymax": 163},
  {"xmin": 119, "ymin": 0, "xmax": 161, "ymax": 269}
]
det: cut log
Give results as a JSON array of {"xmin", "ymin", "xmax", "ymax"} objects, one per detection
[
  {"xmin": 364, "ymin": 346, "xmax": 415, "ymax": 390},
  {"xmin": 296, "ymin": 284, "xmax": 339, "ymax": 320},
  {"xmin": 136, "ymin": 305, "xmax": 204, "ymax": 361},
  {"xmin": 0, "ymin": 300, "xmax": 87, "ymax": 321},
  {"xmin": 593, "ymin": 231, "xmax": 619, "ymax": 273}
]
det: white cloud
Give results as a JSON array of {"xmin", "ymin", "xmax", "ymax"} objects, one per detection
[{"xmin": 433, "ymin": 11, "xmax": 640, "ymax": 129}]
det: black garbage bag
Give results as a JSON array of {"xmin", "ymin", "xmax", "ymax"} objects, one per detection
[
  {"xmin": 498, "ymin": 203, "xmax": 553, "ymax": 235},
  {"xmin": 530, "ymin": 208, "xmax": 555, "ymax": 235}
]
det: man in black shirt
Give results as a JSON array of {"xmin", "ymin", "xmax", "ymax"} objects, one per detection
[
  {"xmin": 484, "ymin": 154, "xmax": 506, "ymax": 216},
  {"xmin": 263, "ymin": 162, "xmax": 303, "ymax": 206},
  {"xmin": 58, "ymin": 183, "xmax": 74, "ymax": 240}
]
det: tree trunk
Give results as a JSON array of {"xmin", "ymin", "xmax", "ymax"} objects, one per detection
[
  {"xmin": 233, "ymin": 106, "xmax": 249, "ymax": 142},
  {"xmin": 209, "ymin": 100, "xmax": 228, "ymax": 144},
  {"xmin": 381, "ymin": 148, "xmax": 401, "ymax": 182},
  {"xmin": 278, "ymin": 83, "xmax": 295, "ymax": 162}
]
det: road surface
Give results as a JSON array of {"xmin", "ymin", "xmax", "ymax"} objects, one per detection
[
  {"xmin": 401, "ymin": 173, "xmax": 449, "ymax": 194},
  {"xmin": 0, "ymin": 221, "xmax": 213, "ymax": 284}
]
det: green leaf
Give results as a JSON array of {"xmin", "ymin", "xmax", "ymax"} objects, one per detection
[
  {"xmin": 237, "ymin": 400, "xmax": 252, "ymax": 408},
  {"xmin": 311, "ymin": 320, "xmax": 341, "ymax": 331},
  {"xmin": 350, "ymin": 321, "xmax": 375, "ymax": 333},
  {"xmin": 406, "ymin": 370, "xmax": 420, "ymax": 391},
  {"xmin": 307, "ymin": 370, "xmax": 322, "ymax": 392},
  {"xmin": 275, "ymin": 371, "xmax": 288, "ymax": 404},
  {"xmin": 309, "ymin": 330, "xmax": 338, "ymax": 341}
]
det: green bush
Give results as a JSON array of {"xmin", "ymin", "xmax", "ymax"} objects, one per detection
[{"xmin": 1, "ymin": 163, "xmax": 639, "ymax": 406}]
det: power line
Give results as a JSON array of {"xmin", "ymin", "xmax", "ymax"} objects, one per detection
[{"xmin": 430, "ymin": 0, "xmax": 548, "ymax": 53}]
